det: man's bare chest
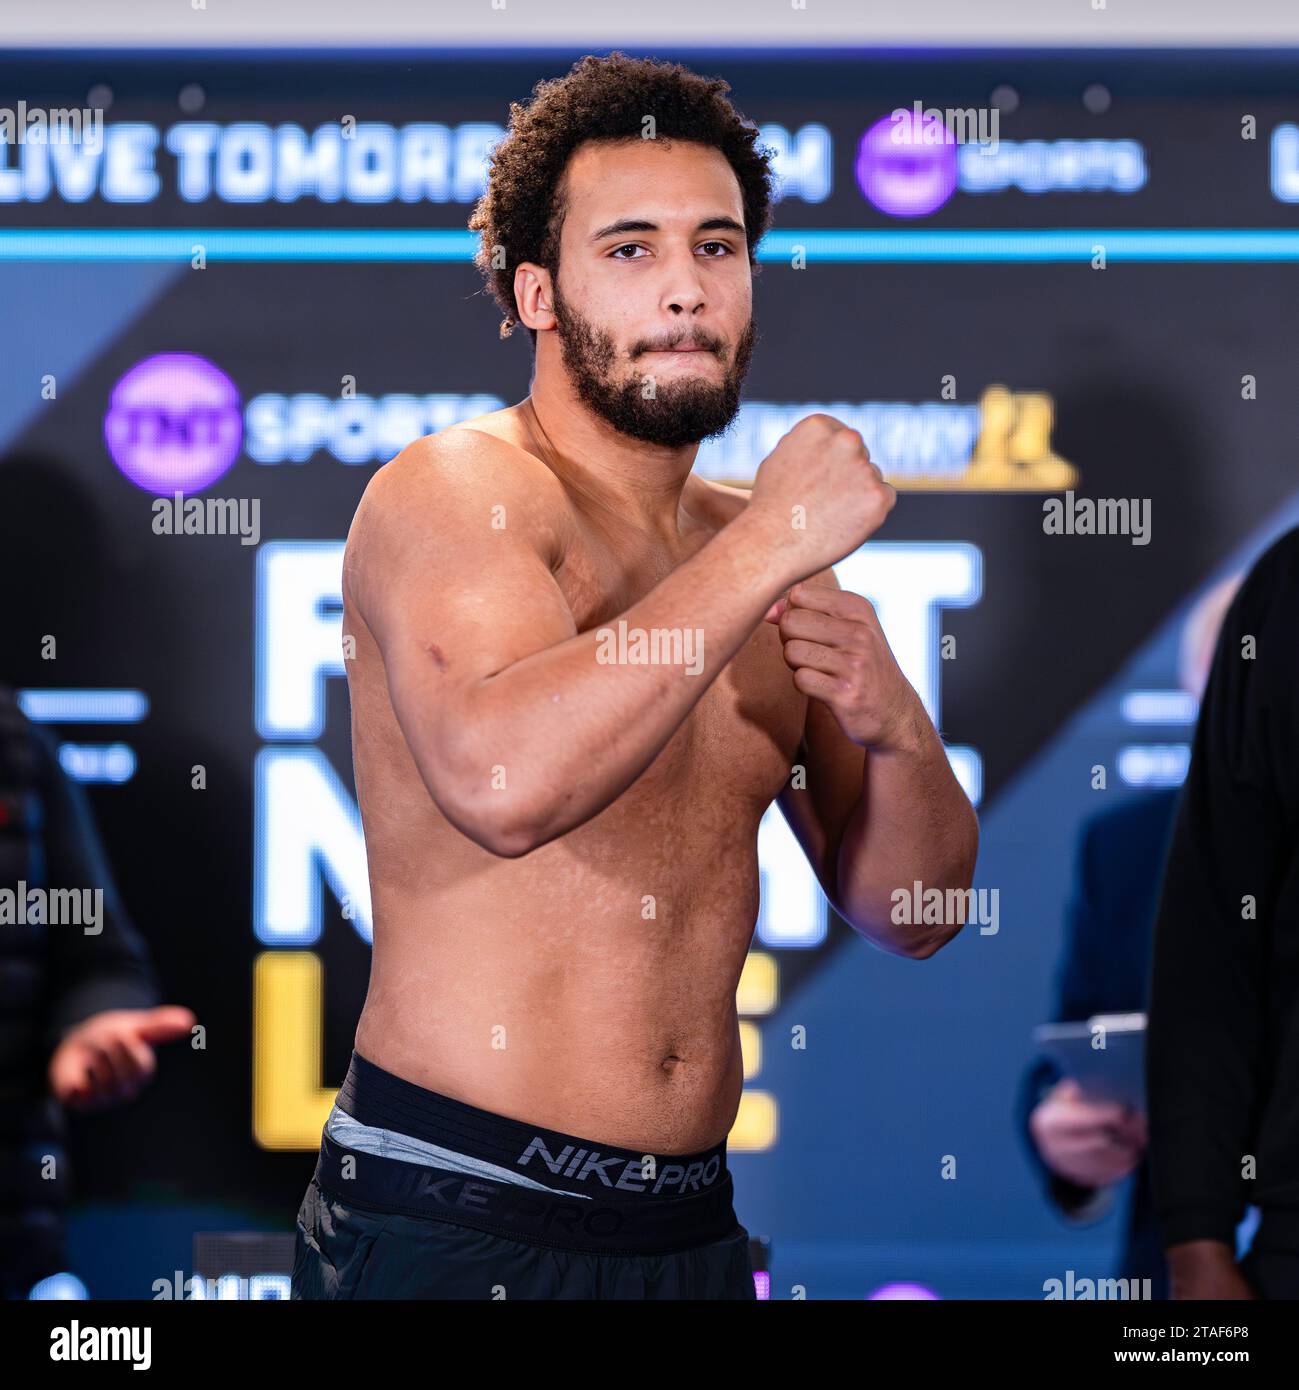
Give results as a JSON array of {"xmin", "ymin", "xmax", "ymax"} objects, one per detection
[{"xmin": 554, "ymin": 534, "xmax": 806, "ymax": 807}]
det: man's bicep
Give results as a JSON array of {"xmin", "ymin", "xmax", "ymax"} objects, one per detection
[
  {"xmin": 348, "ymin": 439, "xmax": 577, "ymax": 781},
  {"xmin": 378, "ymin": 543, "xmax": 576, "ymax": 735},
  {"xmin": 357, "ymin": 436, "xmax": 574, "ymax": 653}
]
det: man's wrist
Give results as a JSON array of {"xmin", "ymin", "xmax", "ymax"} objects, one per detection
[
  {"xmin": 873, "ymin": 700, "xmax": 938, "ymax": 758},
  {"xmin": 729, "ymin": 504, "xmax": 814, "ymax": 591}
]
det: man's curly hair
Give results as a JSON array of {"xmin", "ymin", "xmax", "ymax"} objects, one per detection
[{"xmin": 469, "ymin": 52, "xmax": 777, "ymax": 345}]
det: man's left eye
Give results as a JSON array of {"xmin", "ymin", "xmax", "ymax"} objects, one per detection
[{"xmin": 697, "ymin": 242, "xmax": 732, "ymax": 256}]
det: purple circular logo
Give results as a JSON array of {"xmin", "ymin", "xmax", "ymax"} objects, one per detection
[
  {"xmin": 856, "ymin": 110, "xmax": 958, "ymax": 218},
  {"xmin": 104, "ymin": 352, "xmax": 242, "ymax": 495}
]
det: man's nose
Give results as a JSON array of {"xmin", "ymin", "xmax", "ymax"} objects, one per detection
[{"xmin": 660, "ymin": 255, "xmax": 708, "ymax": 315}]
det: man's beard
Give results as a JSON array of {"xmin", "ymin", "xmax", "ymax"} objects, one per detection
[{"xmin": 551, "ymin": 280, "xmax": 756, "ymax": 449}]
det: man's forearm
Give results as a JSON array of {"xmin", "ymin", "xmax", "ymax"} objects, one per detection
[
  {"xmin": 834, "ymin": 708, "xmax": 979, "ymax": 955},
  {"xmin": 446, "ymin": 508, "xmax": 805, "ymax": 853}
]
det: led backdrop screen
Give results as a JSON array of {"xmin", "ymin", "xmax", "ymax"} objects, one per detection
[{"xmin": 2, "ymin": 48, "xmax": 1298, "ymax": 1298}]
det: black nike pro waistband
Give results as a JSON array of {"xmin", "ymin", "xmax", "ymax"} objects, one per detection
[{"xmin": 314, "ymin": 1050, "xmax": 742, "ymax": 1256}]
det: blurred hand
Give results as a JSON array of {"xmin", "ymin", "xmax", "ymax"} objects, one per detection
[
  {"xmin": 1167, "ymin": 1241, "xmax": 1257, "ymax": 1300},
  {"xmin": 1028, "ymin": 1078, "xmax": 1146, "ymax": 1189},
  {"xmin": 48, "ymin": 1005, "xmax": 196, "ymax": 1110}
]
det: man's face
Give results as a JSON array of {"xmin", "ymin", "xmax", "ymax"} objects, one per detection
[{"xmin": 547, "ymin": 138, "xmax": 757, "ymax": 449}]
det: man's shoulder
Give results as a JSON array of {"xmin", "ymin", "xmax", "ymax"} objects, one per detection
[
  {"xmin": 1210, "ymin": 525, "xmax": 1299, "ymax": 676},
  {"xmin": 1238, "ymin": 525, "xmax": 1299, "ymax": 607},
  {"xmin": 355, "ymin": 422, "xmax": 564, "ymax": 533},
  {"xmin": 344, "ymin": 422, "xmax": 568, "ymax": 607},
  {"xmin": 382, "ymin": 421, "xmax": 553, "ymax": 495}
]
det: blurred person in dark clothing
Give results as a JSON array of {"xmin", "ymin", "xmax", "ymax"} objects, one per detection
[
  {"xmin": 1019, "ymin": 575, "xmax": 1240, "ymax": 1300},
  {"xmin": 1149, "ymin": 529, "xmax": 1299, "ymax": 1300},
  {"xmin": 0, "ymin": 684, "xmax": 193, "ymax": 1299}
]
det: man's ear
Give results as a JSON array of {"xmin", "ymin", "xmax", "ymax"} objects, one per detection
[{"xmin": 513, "ymin": 263, "xmax": 557, "ymax": 332}]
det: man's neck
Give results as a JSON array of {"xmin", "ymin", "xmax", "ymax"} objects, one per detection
[{"xmin": 523, "ymin": 361, "xmax": 700, "ymax": 542}]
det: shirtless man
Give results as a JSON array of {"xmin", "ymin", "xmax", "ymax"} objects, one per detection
[{"xmin": 292, "ymin": 53, "xmax": 979, "ymax": 1301}]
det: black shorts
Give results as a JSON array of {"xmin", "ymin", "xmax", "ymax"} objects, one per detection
[{"xmin": 292, "ymin": 1051, "xmax": 756, "ymax": 1300}]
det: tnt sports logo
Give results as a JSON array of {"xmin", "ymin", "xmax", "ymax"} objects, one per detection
[
  {"xmin": 104, "ymin": 352, "xmax": 242, "ymax": 495},
  {"xmin": 856, "ymin": 109, "xmax": 1145, "ymax": 216},
  {"xmin": 856, "ymin": 110, "xmax": 959, "ymax": 217}
]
